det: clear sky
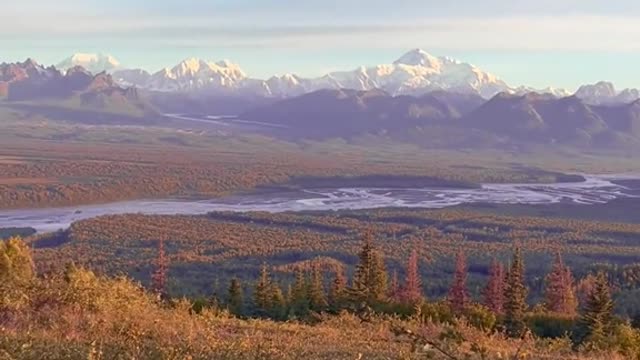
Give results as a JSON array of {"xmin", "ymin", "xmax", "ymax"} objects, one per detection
[{"xmin": 2, "ymin": 0, "xmax": 640, "ymax": 91}]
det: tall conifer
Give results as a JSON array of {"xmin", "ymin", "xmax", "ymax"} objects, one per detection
[
  {"xmin": 401, "ymin": 249, "xmax": 423, "ymax": 304},
  {"xmin": 483, "ymin": 258, "xmax": 505, "ymax": 315},
  {"xmin": 151, "ymin": 239, "xmax": 169, "ymax": 298},
  {"xmin": 308, "ymin": 263, "xmax": 328, "ymax": 312},
  {"xmin": 573, "ymin": 272, "xmax": 614, "ymax": 348},
  {"xmin": 544, "ymin": 252, "xmax": 578, "ymax": 316},
  {"xmin": 227, "ymin": 278, "xmax": 244, "ymax": 316},
  {"xmin": 254, "ymin": 263, "xmax": 273, "ymax": 315},
  {"xmin": 448, "ymin": 251, "xmax": 469, "ymax": 314},
  {"xmin": 504, "ymin": 247, "xmax": 528, "ymax": 338},
  {"xmin": 329, "ymin": 268, "xmax": 348, "ymax": 311}
]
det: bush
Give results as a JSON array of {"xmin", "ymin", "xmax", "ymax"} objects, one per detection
[
  {"xmin": 418, "ymin": 301, "xmax": 455, "ymax": 325},
  {"xmin": 527, "ymin": 313, "xmax": 576, "ymax": 339},
  {"xmin": 463, "ymin": 304, "xmax": 497, "ymax": 332},
  {"xmin": 610, "ymin": 323, "xmax": 640, "ymax": 359}
]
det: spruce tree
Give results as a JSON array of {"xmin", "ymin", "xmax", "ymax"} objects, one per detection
[
  {"xmin": 401, "ymin": 249, "xmax": 423, "ymax": 304},
  {"xmin": 253, "ymin": 263, "xmax": 272, "ymax": 316},
  {"xmin": 151, "ymin": 239, "xmax": 169, "ymax": 298},
  {"xmin": 350, "ymin": 231, "xmax": 388, "ymax": 304},
  {"xmin": 371, "ymin": 250, "xmax": 388, "ymax": 302},
  {"xmin": 227, "ymin": 278, "xmax": 244, "ymax": 316},
  {"xmin": 544, "ymin": 252, "xmax": 578, "ymax": 316},
  {"xmin": 0, "ymin": 237, "xmax": 35, "ymax": 285},
  {"xmin": 483, "ymin": 258, "xmax": 505, "ymax": 315},
  {"xmin": 289, "ymin": 267, "xmax": 310, "ymax": 317},
  {"xmin": 448, "ymin": 251, "xmax": 469, "ymax": 314},
  {"xmin": 389, "ymin": 270, "xmax": 400, "ymax": 300},
  {"xmin": 573, "ymin": 272, "xmax": 614, "ymax": 348},
  {"xmin": 268, "ymin": 283, "xmax": 287, "ymax": 320},
  {"xmin": 308, "ymin": 263, "xmax": 328, "ymax": 312},
  {"xmin": 328, "ymin": 268, "xmax": 348, "ymax": 311},
  {"xmin": 504, "ymin": 247, "xmax": 528, "ymax": 338}
]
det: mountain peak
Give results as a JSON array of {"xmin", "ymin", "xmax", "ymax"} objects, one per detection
[
  {"xmin": 393, "ymin": 49, "xmax": 441, "ymax": 67},
  {"xmin": 57, "ymin": 53, "xmax": 121, "ymax": 74}
]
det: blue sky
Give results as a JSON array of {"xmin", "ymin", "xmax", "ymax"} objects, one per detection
[{"xmin": 2, "ymin": 0, "xmax": 640, "ymax": 91}]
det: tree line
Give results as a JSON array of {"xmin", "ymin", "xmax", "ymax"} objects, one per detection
[{"xmin": 151, "ymin": 231, "xmax": 625, "ymax": 350}]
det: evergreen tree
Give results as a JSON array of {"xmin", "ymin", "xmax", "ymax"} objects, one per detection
[
  {"xmin": 504, "ymin": 247, "xmax": 528, "ymax": 338},
  {"xmin": 389, "ymin": 270, "xmax": 400, "ymax": 301},
  {"xmin": 328, "ymin": 268, "xmax": 348, "ymax": 311},
  {"xmin": 150, "ymin": 239, "xmax": 169, "ymax": 298},
  {"xmin": 576, "ymin": 273, "xmax": 598, "ymax": 309},
  {"xmin": 544, "ymin": 252, "xmax": 578, "ymax": 316},
  {"xmin": 227, "ymin": 278, "xmax": 244, "ymax": 316},
  {"xmin": 0, "ymin": 237, "xmax": 35, "ymax": 285},
  {"xmin": 483, "ymin": 258, "xmax": 505, "ymax": 315},
  {"xmin": 350, "ymin": 231, "xmax": 388, "ymax": 304},
  {"xmin": 253, "ymin": 263, "xmax": 272, "ymax": 316},
  {"xmin": 448, "ymin": 251, "xmax": 469, "ymax": 314},
  {"xmin": 401, "ymin": 249, "xmax": 423, "ymax": 304},
  {"xmin": 268, "ymin": 283, "xmax": 287, "ymax": 320},
  {"xmin": 371, "ymin": 250, "xmax": 388, "ymax": 302},
  {"xmin": 308, "ymin": 263, "xmax": 328, "ymax": 312},
  {"xmin": 573, "ymin": 272, "xmax": 614, "ymax": 348},
  {"xmin": 289, "ymin": 267, "xmax": 310, "ymax": 317}
]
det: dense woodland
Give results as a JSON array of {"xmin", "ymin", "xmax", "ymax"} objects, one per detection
[{"xmin": 27, "ymin": 208, "xmax": 640, "ymax": 317}]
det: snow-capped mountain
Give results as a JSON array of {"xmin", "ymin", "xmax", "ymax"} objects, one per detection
[
  {"xmin": 112, "ymin": 49, "xmax": 513, "ymax": 98},
  {"xmin": 90, "ymin": 49, "xmax": 640, "ymax": 104},
  {"xmin": 56, "ymin": 53, "xmax": 121, "ymax": 74},
  {"xmin": 513, "ymin": 86, "xmax": 571, "ymax": 98},
  {"xmin": 112, "ymin": 69, "xmax": 151, "ymax": 87},
  {"xmin": 575, "ymin": 81, "xmax": 640, "ymax": 105},
  {"xmin": 144, "ymin": 58, "xmax": 248, "ymax": 92}
]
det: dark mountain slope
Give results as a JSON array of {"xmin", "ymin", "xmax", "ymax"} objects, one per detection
[{"xmin": 241, "ymin": 88, "xmax": 484, "ymax": 138}]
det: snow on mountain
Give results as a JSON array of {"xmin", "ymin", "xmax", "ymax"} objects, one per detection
[
  {"xmin": 575, "ymin": 81, "xmax": 640, "ymax": 105},
  {"xmin": 111, "ymin": 49, "xmax": 512, "ymax": 98},
  {"xmin": 142, "ymin": 58, "xmax": 248, "ymax": 92},
  {"xmin": 513, "ymin": 86, "xmax": 571, "ymax": 98},
  {"xmin": 265, "ymin": 74, "xmax": 309, "ymax": 97},
  {"xmin": 315, "ymin": 49, "xmax": 511, "ymax": 98},
  {"xmin": 107, "ymin": 49, "xmax": 639, "ymax": 103},
  {"xmin": 57, "ymin": 53, "xmax": 121, "ymax": 74},
  {"xmin": 112, "ymin": 69, "xmax": 151, "ymax": 87}
]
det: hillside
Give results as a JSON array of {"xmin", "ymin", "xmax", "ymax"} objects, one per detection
[
  {"xmin": 241, "ymin": 89, "xmax": 485, "ymax": 139},
  {"xmin": 4, "ymin": 231, "xmax": 640, "ymax": 359},
  {"xmin": 242, "ymin": 89, "xmax": 640, "ymax": 150},
  {"xmin": 1, "ymin": 60, "xmax": 156, "ymax": 120}
]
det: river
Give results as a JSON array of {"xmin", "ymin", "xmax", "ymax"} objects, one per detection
[{"xmin": 1, "ymin": 174, "xmax": 638, "ymax": 233}]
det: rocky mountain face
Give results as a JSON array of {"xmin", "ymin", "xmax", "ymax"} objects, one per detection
[
  {"xmin": 575, "ymin": 81, "xmax": 640, "ymax": 105},
  {"xmin": 0, "ymin": 59, "xmax": 58, "ymax": 98},
  {"xmin": 242, "ymin": 89, "xmax": 484, "ymax": 138},
  {"xmin": 0, "ymin": 59, "xmax": 148, "ymax": 114},
  {"xmin": 242, "ymin": 89, "xmax": 640, "ymax": 149}
]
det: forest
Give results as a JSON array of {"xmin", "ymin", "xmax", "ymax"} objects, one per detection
[
  {"xmin": 28, "ymin": 208, "xmax": 640, "ymax": 316},
  {"xmin": 3, "ymin": 233, "xmax": 640, "ymax": 359}
]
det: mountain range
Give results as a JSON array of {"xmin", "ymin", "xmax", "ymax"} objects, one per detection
[
  {"xmin": 242, "ymin": 89, "xmax": 640, "ymax": 149},
  {"xmin": 0, "ymin": 59, "xmax": 151, "ymax": 117},
  {"xmin": 2, "ymin": 52, "xmax": 640, "ymax": 151},
  {"xmin": 6, "ymin": 50, "xmax": 638, "ymax": 105},
  {"xmin": 110, "ymin": 49, "xmax": 562, "ymax": 99}
]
